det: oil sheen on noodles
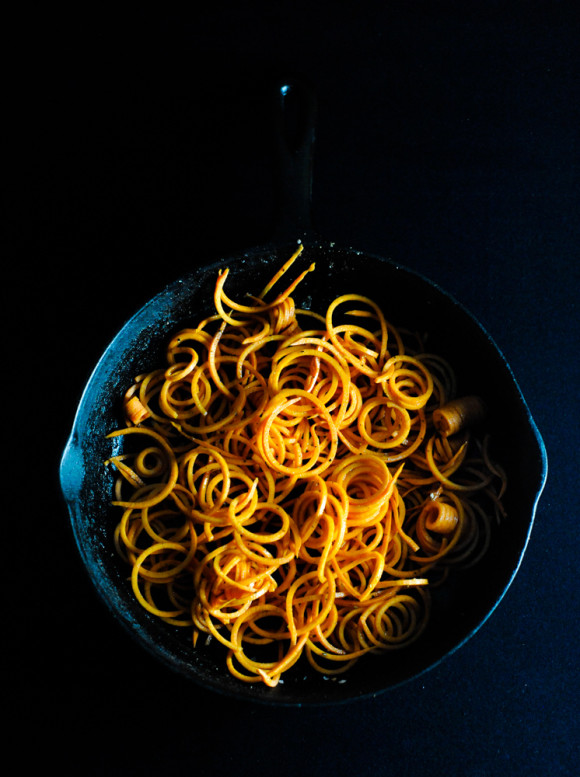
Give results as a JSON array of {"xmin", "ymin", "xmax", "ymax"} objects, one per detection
[{"xmin": 105, "ymin": 245, "xmax": 507, "ymax": 687}]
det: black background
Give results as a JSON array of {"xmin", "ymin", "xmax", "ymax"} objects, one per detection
[{"xmin": 9, "ymin": 3, "xmax": 579, "ymax": 775}]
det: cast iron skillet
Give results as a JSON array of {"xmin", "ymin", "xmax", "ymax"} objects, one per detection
[{"xmin": 59, "ymin": 79, "xmax": 548, "ymax": 706}]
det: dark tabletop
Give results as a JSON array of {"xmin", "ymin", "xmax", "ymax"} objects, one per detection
[{"xmin": 10, "ymin": 4, "xmax": 579, "ymax": 775}]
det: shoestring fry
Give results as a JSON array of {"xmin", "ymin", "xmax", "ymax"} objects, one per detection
[{"xmin": 106, "ymin": 244, "xmax": 507, "ymax": 687}]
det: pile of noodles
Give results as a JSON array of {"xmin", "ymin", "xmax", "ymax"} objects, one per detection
[{"xmin": 106, "ymin": 244, "xmax": 506, "ymax": 687}]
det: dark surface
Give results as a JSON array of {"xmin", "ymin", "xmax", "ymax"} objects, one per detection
[{"xmin": 10, "ymin": 4, "xmax": 579, "ymax": 775}]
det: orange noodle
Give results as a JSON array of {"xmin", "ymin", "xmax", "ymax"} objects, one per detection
[{"xmin": 105, "ymin": 243, "xmax": 507, "ymax": 686}]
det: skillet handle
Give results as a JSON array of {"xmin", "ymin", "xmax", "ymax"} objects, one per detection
[{"xmin": 271, "ymin": 78, "xmax": 317, "ymax": 241}]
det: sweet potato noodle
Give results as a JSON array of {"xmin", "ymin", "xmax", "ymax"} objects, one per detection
[{"xmin": 105, "ymin": 244, "xmax": 507, "ymax": 687}]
